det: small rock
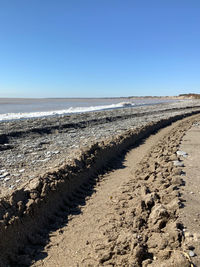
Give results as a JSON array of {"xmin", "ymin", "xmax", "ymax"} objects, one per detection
[
  {"xmin": 189, "ymin": 250, "xmax": 195, "ymax": 257},
  {"xmin": 0, "ymin": 172, "xmax": 9, "ymax": 178},
  {"xmin": 19, "ymin": 169, "xmax": 25, "ymax": 173},
  {"xmin": 36, "ymin": 158, "xmax": 50, "ymax": 162},
  {"xmin": 177, "ymin": 151, "xmax": 188, "ymax": 157},
  {"xmin": 4, "ymin": 177, "xmax": 10, "ymax": 182},
  {"xmin": 9, "ymin": 185, "xmax": 14, "ymax": 190},
  {"xmin": 173, "ymin": 160, "xmax": 184, "ymax": 167}
]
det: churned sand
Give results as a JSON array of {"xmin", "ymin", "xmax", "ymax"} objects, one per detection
[
  {"xmin": 30, "ymin": 115, "xmax": 200, "ymax": 267},
  {"xmin": 0, "ymin": 106, "xmax": 200, "ymax": 266}
]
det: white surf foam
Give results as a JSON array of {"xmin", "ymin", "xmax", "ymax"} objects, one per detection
[{"xmin": 0, "ymin": 102, "xmax": 135, "ymax": 121}]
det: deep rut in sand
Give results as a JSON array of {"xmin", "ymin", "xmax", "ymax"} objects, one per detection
[{"xmin": 21, "ymin": 114, "xmax": 200, "ymax": 267}]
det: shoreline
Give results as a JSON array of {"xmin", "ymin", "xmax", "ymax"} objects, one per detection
[
  {"xmin": 0, "ymin": 112, "xmax": 199, "ymax": 265},
  {"xmin": 0, "ymin": 97, "xmax": 182, "ymax": 122},
  {"xmin": 0, "ymin": 100, "xmax": 200, "ymax": 196}
]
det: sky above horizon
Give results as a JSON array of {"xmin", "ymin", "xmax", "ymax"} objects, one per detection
[{"xmin": 0, "ymin": 0, "xmax": 200, "ymax": 98}]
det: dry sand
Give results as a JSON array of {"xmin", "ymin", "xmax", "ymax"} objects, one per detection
[
  {"xmin": 1, "ymin": 99, "xmax": 200, "ymax": 196},
  {"xmin": 179, "ymin": 122, "xmax": 200, "ymax": 266},
  {"xmin": 1, "ymin": 112, "xmax": 200, "ymax": 266},
  {"xmin": 26, "ymin": 115, "xmax": 200, "ymax": 267}
]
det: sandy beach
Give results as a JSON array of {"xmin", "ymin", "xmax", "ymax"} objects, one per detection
[
  {"xmin": 32, "ymin": 114, "xmax": 200, "ymax": 267},
  {"xmin": 1, "ymin": 1, "xmax": 200, "ymax": 265},
  {"xmin": 0, "ymin": 99, "xmax": 200, "ymax": 195},
  {"xmin": 0, "ymin": 100, "xmax": 200, "ymax": 266}
]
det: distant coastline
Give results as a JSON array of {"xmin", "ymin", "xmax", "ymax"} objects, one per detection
[
  {"xmin": 178, "ymin": 93, "xmax": 200, "ymax": 99},
  {"xmin": 0, "ymin": 95, "xmax": 194, "ymax": 100}
]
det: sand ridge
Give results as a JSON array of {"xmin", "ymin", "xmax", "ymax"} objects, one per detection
[
  {"xmin": 1, "ymin": 100, "xmax": 200, "ymax": 196},
  {"xmin": 0, "ymin": 113, "xmax": 200, "ymax": 266},
  {"xmin": 30, "ymin": 115, "xmax": 200, "ymax": 266}
]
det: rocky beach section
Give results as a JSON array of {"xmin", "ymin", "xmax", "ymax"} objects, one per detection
[
  {"xmin": 0, "ymin": 99, "xmax": 200, "ymax": 195},
  {"xmin": 0, "ymin": 99, "xmax": 200, "ymax": 265}
]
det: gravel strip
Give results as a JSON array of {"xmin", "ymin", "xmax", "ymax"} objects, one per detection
[{"xmin": 0, "ymin": 99, "xmax": 200, "ymax": 195}]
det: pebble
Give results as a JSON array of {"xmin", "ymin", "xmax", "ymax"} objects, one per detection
[
  {"xmin": 0, "ymin": 100, "xmax": 200, "ymax": 192},
  {"xmin": 176, "ymin": 150, "xmax": 188, "ymax": 157},
  {"xmin": 173, "ymin": 160, "xmax": 184, "ymax": 167},
  {"xmin": 19, "ymin": 169, "xmax": 25, "ymax": 173},
  {"xmin": 189, "ymin": 250, "xmax": 195, "ymax": 257},
  {"xmin": 4, "ymin": 177, "xmax": 10, "ymax": 182},
  {"xmin": 9, "ymin": 185, "xmax": 14, "ymax": 190},
  {"xmin": 37, "ymin": 158, "xmax": 50, "ymax": 162},
  {"xmin": 0, "ymin": 172, "xmax": 9, "ymax": 178}
]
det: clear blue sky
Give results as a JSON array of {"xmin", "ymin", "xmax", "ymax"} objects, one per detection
[{"xmin": 0, "ymin": 0, "xmax": 200, "ymax": 98}]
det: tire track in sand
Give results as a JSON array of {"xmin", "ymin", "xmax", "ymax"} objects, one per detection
[{"xmin": 31, "ymin": 114, "xmax": 200, "ymax": 267}]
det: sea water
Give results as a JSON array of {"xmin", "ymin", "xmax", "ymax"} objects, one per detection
[{"xmin": 0, "ymin": 98, "xmax": 177, "ymax": 121}]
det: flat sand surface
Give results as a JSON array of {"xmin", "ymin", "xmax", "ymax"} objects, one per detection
[{"xmin": 179, "ymin": 122, "xmax": 200, "ymax": 266}]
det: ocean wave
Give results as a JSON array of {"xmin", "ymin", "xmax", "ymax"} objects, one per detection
[{"xmin": 0, "ymin": 102, "xmax": 135, "ymax": 121}]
